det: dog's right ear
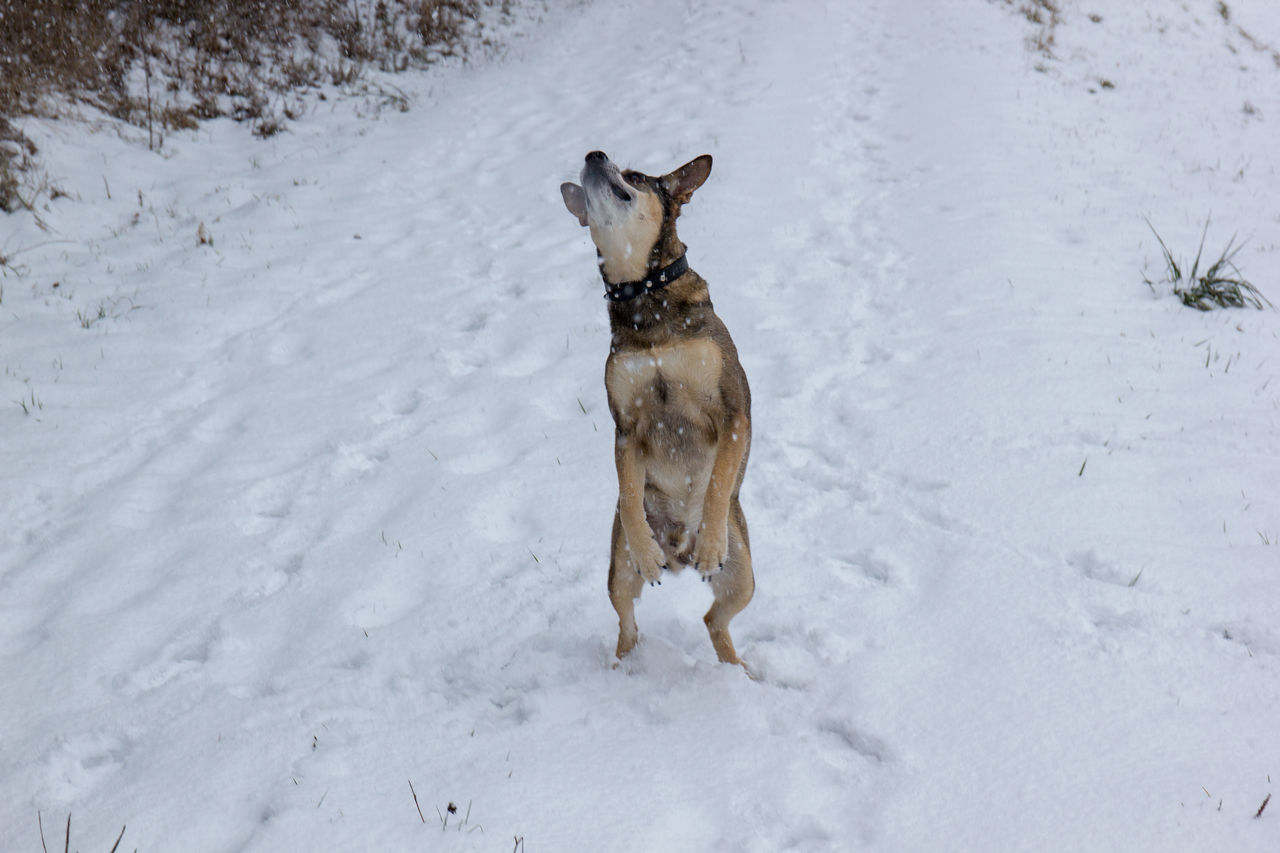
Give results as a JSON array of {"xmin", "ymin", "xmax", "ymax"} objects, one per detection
[
  {"xmin": 662, "ymin": 155, "xmax": 713, "ymax": 205},
  {"xmin": 561, "ymin": 182, "xmax": 588, "ymax": 226}
]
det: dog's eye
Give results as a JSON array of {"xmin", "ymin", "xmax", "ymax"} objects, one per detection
[{"xmin": 611, "ymin": 183, "xmax": 632, "ymax": 202}]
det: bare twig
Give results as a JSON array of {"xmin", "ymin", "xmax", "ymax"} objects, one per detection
[
  {"xmin": 144, "ymin": 50, "xmax": 155, "ymax": 151},
  {"xmin": 107, "ymin": 825, "xmax": 127, "ymax": 853},
  {"xmin": 408, "ymin": 779, "xmax": 425, "ymax": 823},
  {"xmin": 37, "ymin": 812, "xmax": 49, "ymax": 853},
  {"xmin": 1257, "ymin": 792, "xmax": 1272, "ymax": 818}
]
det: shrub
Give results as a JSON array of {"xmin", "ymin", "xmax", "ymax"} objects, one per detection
[{"xmin": 0, "ymin": 0, "xmax": 489, "ymax": 210}]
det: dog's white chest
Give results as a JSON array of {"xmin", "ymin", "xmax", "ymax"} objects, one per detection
[
  {"xmin": 606, "ymin": 337, "xmax": 724, "ymax": 503},
  {"xmin": 606, "ymin": 338, "xmax": 723, "ymax": 420}
]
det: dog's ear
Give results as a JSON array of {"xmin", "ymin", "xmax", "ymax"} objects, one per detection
[
  {"xmin": 560, "ymin": 182, "xmax": 588, "ymax": 226},
  {"xmin": 662, "ymin": 155, "xmax": 713, "ymax": 204}
]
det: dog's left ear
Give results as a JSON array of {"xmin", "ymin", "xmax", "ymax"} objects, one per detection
[
  {"xmin": 561, "ymin": 182, "xmax": 588, "ymax": 226},
  {"xmin": 662, "ymin": 155, "xmax": 713, "ymax": 204}
]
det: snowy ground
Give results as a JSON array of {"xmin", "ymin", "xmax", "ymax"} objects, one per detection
[{"xmin": 3, "ymin": 0, "xmax": 1279, "ymax": 849}]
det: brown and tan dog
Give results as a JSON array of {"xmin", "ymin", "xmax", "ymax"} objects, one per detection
[{"xmin": 561, "ymin": 151, "xmax": 754, "ymax": 668}]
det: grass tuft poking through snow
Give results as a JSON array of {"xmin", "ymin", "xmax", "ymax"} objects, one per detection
[
  {"xmin": 37, "ymin": 812, "xmax": 128, "ymax": 853},
  {"xmin": 1144, "ymin": 218, "xmax": 1272, "ymax": 311}
]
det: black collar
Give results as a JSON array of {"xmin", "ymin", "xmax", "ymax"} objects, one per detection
[{"xmin": 603, "ymin": 255, "xmax": 689, "ymax": 302}]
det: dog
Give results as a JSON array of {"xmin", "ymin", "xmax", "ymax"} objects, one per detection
[{"xmin": 561, "ymin": 151, "xmax": 754, "ymax": 668}]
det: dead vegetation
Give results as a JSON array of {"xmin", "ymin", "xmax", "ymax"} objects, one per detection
[
  {"xmin": 0, "ymin": 0, "xmax": 497, "ymax": 212},
  {"xmin": 991, "ymin": 0, "xmax": 1062, "ymax": 58},
  {"xmin": 1218, "ymin": 1, "xmax": 1280, "ymax": 68},
  {"xmin": 1019, "ymin": 0, "xmax": 1063, "ymax": 56}
]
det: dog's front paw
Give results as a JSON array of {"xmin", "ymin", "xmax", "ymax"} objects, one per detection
[
  {"xmin": 630, "ymin": 536, "xmax": 668, "ymax": 586},
  {"xmin": 693, "ymin": 522, "xmax": 728, "ymax": 580}
]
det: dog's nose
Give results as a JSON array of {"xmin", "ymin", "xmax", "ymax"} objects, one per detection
[{"xmin": 586, "ymin": 150, "xmax": 608, "ymax": 163}]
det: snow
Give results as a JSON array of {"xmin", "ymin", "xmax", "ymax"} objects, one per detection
[{"xmin": 3, "ymin": 0, "xmax": 1279, "ymax": 849}]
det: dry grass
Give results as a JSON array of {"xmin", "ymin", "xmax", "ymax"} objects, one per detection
[
  {"xmin": 990, "ymin": 0, "xmax": 1061, "ymax": 58},
  {"xmin": 1219, "ymin": 1, "xmax": 1280, "ymax": 68},
  {"xmin": 0, "ymin": 116, "xmax": 38, "ymax": 212},
  {"xmin": 0, "ymin": 0, "xmax": 495, "ymax": 212},
  {"xmin": 1020, "ymin": 0, "xmax": 1062, "ymax": 56}
]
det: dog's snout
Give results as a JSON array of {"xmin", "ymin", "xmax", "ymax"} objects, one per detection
[{"xmin": 586, "ymin": 150, "xmax": 608, "ymax": 163}]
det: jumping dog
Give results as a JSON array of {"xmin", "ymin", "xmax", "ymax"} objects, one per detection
[{"xmin": 561, "ymin": 151, "xmax": 754, "ymax": 668}]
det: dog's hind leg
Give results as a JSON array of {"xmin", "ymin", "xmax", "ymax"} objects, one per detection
[
  {"xmin": 608, "ymin": 509, "xmax": 646, "ymax": 659},
  {"xmin": 703, "ymin": 497, "xmax": 754, "ymax": 666}
]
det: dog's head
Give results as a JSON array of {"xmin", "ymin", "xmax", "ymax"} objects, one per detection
[{"xmin": 561, "ymin": 151, "xmax": 712, "ymax": 284}]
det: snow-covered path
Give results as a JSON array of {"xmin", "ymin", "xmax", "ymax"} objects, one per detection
[{"xmin": 3, "ymin": 0, "xmax": 1279, "ymax": 849}]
